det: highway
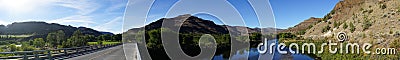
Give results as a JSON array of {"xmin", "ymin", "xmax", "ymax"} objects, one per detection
[{"xmin": 69, "ymin": 43, "xmax": 139, "ymax": 60}]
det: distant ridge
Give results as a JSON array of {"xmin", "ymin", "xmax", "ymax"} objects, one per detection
[
  {"xmin": 0, "ymin": 21, "xmax": 112, "ymax": 39},
  {"xmin": 124, "ymin": 14, "xmax": 283, "ymax": 36}
]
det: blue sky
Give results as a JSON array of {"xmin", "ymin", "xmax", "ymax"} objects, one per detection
[
  {"xmin": 0, "ymin": 0, "xmax": 127, "ymax": 33},
  {"xmin": 125, "ymin": 0, "xmax": 340, "ymax": 30},
  {"xmin": 0, "ymin": 0, "xmax": 339, "ymax": 33},
  {"xmin": 270, "ymin": 0, "xmax": 340, "ymax": 29}
]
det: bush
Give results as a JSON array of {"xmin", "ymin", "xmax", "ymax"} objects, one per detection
[
  {"xmin": 363, "ymin": 20, "xmax": 372, "ymax": 31},
  {"xmin": 308, "ymin": 25, "xmax": 314, "ymax": 29},
  {"xmin": 334, "ymin": 21, "xmax": 340, "ymax": 28},
  {"xmin": 322, "ymin": 10, "xmax": 335, "ymax": 21},
  {"xmin": 297, "ymin": 30, "xmax": 307, "ymax": 35},
  {"xmin": 380, "ymin": 4, "xmax": 387, "ymax": 9},
  {"xmin": 322, "ymin": 25, "xmax": 331, "ymax": 33},
  {"xmin": 343, "ymin": 23, "xmax": 348, "ymax": 29},
  {"xmin": 349, "ymin": 22, "xmax": 355, "ymax": 33},
  {"xmin": 397, "ymin": 7, "xmax": 400, "ymax": 13},
  {"xmin": 278, "ymin": 33, "xmax": 296, "ymax": 39}
]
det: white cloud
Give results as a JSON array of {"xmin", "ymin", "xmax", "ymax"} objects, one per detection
[
  {"xmin": 94, "ymin": 16, "xmax": 123, "ymax": 34},
  {"xmin": 0, "ymin": 20, "xmax": 10, "ymax": 25},
  {"xmin": 53, "ymin": 0, "xmax": 100, "ymax": 15},
  {"xmin": 48, "ymin": 15, "xmax": 95, "ymax": 27}
]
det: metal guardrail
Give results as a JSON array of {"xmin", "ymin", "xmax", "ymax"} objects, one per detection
[{"xmin": 0, "ymin": 43, "xmax": 122, "ymax": 60}]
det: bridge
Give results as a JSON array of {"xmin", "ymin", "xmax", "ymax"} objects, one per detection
[{"xmin": 0, "ymin": 43, "xmax": 139, "ymax": 60}]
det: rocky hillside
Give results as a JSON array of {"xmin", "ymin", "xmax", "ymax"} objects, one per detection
[
  {"xmin": 297, "ymin": 0, "xmax": 400, "ymax": 46},
  {"xmin": 280, "ymin": 17, "xmax": 322, "ymax": 35}
]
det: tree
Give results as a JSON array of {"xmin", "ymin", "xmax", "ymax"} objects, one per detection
[
  {"xmin": 146, "ymin": 29, "xmax": 162, "ymax": 48},
  {"xmin": 112, "ymin": 34, "xmax": 122, "ymax": 41},
  {"xmin": 69, "ymin": 30, "xmax": 87, "ymax": 47},
  {"xmin": 84, "ymin": 35, "xmax": 96, "ymax": 42},
  {"xmin": 97, "ymin": 34, "xmax": 112, "ymax": 41},
  {"xmin": 46, "ymin": 32, "xmax": 57, "ymax": 47},
  {"xmin": 21, "ymin": 42, "xmax": 36, "ymax": 51},
  {"xmin": 9, "ymin": 44, "xmax": 17, "ymax": 52},
  {"xmin": 46, "ymin": 30, "xmax": 66, "ymax": 48},
  {"xmin": 62, "ymin": 39, "xmax": 73, "ymax": 48},
  {"xmin": 97, "ymin": 40, "xmax": 103, "ymax": 45},
  {"xmin": 250, "ymin": 33, "xmax": 262, "ymax": 40},
  {"xmin": 55, "ymin": 30, "xmax": 66, "ymax": 47},
  {"xmin": 33, "ymin": 38, "xmax": 45, "ymax": 48},
  {"xmin": 62, "ymin": 30, "xmax": 88, "ymax": 48}
]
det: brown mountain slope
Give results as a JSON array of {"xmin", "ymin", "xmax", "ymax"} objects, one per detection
[
  {"xmin": 280, "ymin": 17, "xmax": 322, "ymax": 35},
  {"xmin": 298, "ymin": 0, "xmax": 400, "ymax": 47}
]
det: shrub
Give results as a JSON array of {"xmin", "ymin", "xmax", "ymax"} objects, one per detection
[
  {"xmin": 322, "ymin": 25, "xmax": 331, "ymax": 33},
  {"xmin": 334, "ymin": 21, "xmax": 340, "ymax": 28},
  {"xmin": 397, "ymin": 7, "xmax": 400, "ymax": 13},
  {"xmin": 349, "ymin": 22, "xmax": 355, "ymax": 33},
  {"xmin": 322, "ymin": 10, "xmax": 335, "ymax": 21},
  {"xmin": 343, "ymin": 23, "xmax": 348, "ymax": 29},
  {"xmin": 297, "ymin": 30, "xmax": 306, "ymax": 35},
  {"xmin": 363, "ymin": 19, "xmax": 372, "ymax": 31},
  {"xmin": 308, "ymin": 25, "xmax": 314, "ymax": 29},
  {"xmin": 380, "ymin": 4, "xmax": 387, "ymax": 9},
  {"xmin": 390, "ymin": 30, "xmax": 393, "ymax": 34},
  {"xmin": 278, "ymin": 33, "xmax": 296, "ymax": 39}
]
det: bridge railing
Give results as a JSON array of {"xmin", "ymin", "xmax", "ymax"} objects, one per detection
[{"xmin": 0, "ymin": 43, "xmax": 122, "ymax": 60}]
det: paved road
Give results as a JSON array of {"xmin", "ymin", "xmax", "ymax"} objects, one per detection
[
  {"xmin": 69, "ymin": 45, "xmax": 125, "ymax": 60},
  {"xmin": 68, "ymin": 43, "xmax": 140, "ymax": 60}
]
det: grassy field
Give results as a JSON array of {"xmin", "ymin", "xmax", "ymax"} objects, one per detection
[
  {"xmin": 0, "ymin": 35, "xmax": 33, "ymax": 38},
  {"xmin": 88, "ymin": 41, "xmax": 121, "ymax": 45}
]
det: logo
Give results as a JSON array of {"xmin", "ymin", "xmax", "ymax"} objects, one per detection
[{"xmin": 337, "ymin": 32, "xmax": 347, "ymax": 42}]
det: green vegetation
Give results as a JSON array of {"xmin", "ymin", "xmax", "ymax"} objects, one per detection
[
  {"xmin": 62, "ymin": 30, "xmax": 88, "ymax": 48},
  {"xmin": 0, "ymin": 29, "xmax": 122, "ymax": 52},
  {"xmin": 343, "ymin": 23, "xmax": 348, "ymax": 29},
  {"xmin": 322, "ymin": 10, "xmax": 335, "ymax": 21},
  {"xmin": 46, "ymin": 30, "xmax": 66, "ymax": 48},
  {"xmin": 139, "ymin": 28, "xmax": 268, "ymax": 59},
  {"xmin": 333, "ymin": 21, "xmax": 340, "ymax": 28},
  {"xmin": 33, "ymin": 38, "xmax": 45, "ymax": 48},
  {"xmin": 362, "ymin": 19, "xmax": 372, "ymax": 31},
  {"xmin": 380, "ymin": 4, "xmax": 387, "ymax": 9},
  {"xmin": 0, "ymin": 34, "xmax": 32, "ymax": 39},
  {"xmin": 278, "ymin": 33, "xmax": 296, "ymax": 39},
  {"xmin": 297, "ymin": 30, "xmax": 306, "ymax": 35},
  {"xmin": 322, "ymin": 25, "xmax": 331, "ymax": 33},
  {"xmin": 349, "ymin": 22, "xmax": 355, "ymax": 33},
  {"xmin": 397, "ymin": 6, "xmax": 400, "ymax": 13}
]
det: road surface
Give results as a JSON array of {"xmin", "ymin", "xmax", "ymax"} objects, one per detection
[{"xmin": 70, "ymin": 43, "xmax": 139, "ymax": 60}]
